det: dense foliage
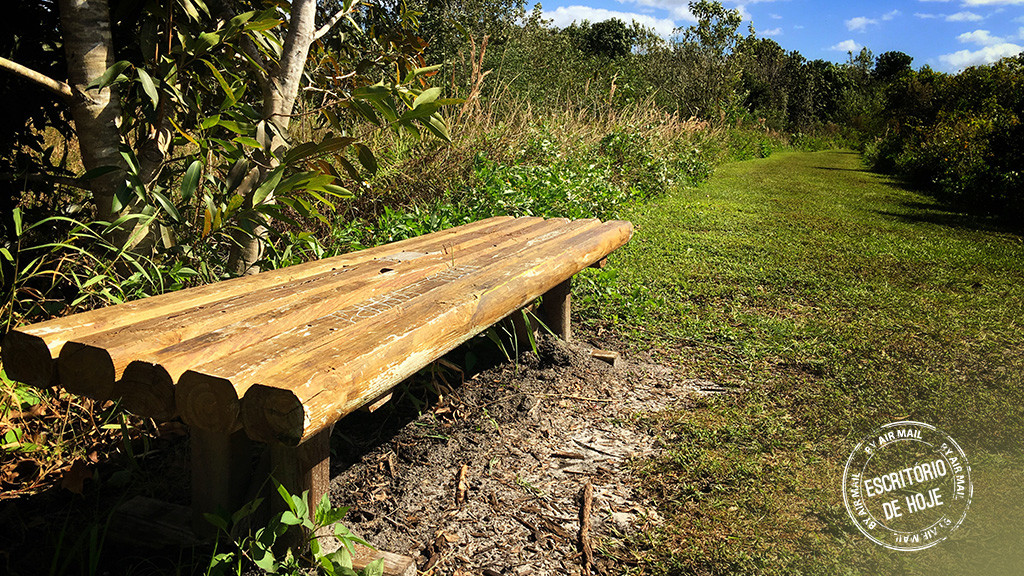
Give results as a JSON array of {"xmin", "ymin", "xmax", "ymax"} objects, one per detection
[{"xmin": 865, "ymin": 55, "xmax": 1024, "ymax": 222}]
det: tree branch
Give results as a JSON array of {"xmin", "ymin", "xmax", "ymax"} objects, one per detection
[
  {"xmin": 0, "ymin": 56, "xmax": 73, "ymax": 101},
  {"xmin": 1, "ymin": 172, "xmax": 91, "ymax": 190},
  {"xmin": 313, "ymin": 9, "xmax": 351, "ymax": 42}
]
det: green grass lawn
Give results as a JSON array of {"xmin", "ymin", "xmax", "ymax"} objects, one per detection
[{"xmin": 578, "ymin": 150, "xmax": 1024, "ymax": 575}]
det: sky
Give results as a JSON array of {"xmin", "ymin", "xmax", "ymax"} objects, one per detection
[{"xmin": 538, "ymin": 0, "xmax": 1024, "ymax": 72}]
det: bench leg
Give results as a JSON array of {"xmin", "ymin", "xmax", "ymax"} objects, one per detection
[
  {"xmin": 269, "ymin": 425, "xmax": 334, "ymax": 547},
  {"xmin": 190, "ymin": 428, "xmax": 252, "ymax": 537},
  {"xmin": 540, "ymin": 278, "xmax": 572, "ymax": 342}
]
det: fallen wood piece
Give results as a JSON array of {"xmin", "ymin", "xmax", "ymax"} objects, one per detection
[
  {"xmin": 590, "ymin": 349, "xmax": 622, "ymax": 368},
  {"xmin": 1, "ymin": 216, "xmax": 516, "ymax": 390},
  {"xmin": 351, "ymin": 543, "xmax": 417, "ymax": 576},
  {"xmin": 108, "ymin": 496, "xmax": 201, "ymax": 549},
  {"xmin": 359, "ymin": 392, "xmax": 392, "ymax": 413},
  {"xmin": 538, "ymin": 394, "xmax": 612, "ymax": 403},
  {"xmin": 240, "ymin": 220, "xmax": 632, "ymax": 445},
  {"xmin": 456, "ymin": 464, "xmax": 469, "ymax": 506},
  {"xmin": 579, "ymin": 481, "xmax": 594, "ymax": 576}
]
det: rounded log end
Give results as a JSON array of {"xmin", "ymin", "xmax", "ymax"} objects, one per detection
[
  {"xmin": 241, "ymin": 384, "xmax": 305, "ymax": 446},
  {"xmin": 175, "ymin": 371, "xmax": 240, "ymax": 432},
  {"xmin": 115, "ymin": 361, "xmax": 176, "ymax": 421},
  {"xmin": 1, "ymin": 331, "xmax": 55, "ymax": 389},
  {"xmin": 57, "ymin": 341, "xmax": 115, "ymax": 401}
]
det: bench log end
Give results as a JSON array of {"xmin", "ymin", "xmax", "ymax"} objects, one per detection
[
  {"xmin": 176, "ymin": 371, "xmax": 242, "ymax": 433},
  {"xmin": 57, "ymin": 341, "xmax": 116, "ymax": 401},
  {"xmin": 241, "ymin": 383, "xmax": 306, "ymax": 446},
  {"xmin": 1, "ymin": 330, "xmax": 56, "ymax": 389},
  {"xmin": 116, "ymin": 361, "xmax": 177, "ymax": 421}
]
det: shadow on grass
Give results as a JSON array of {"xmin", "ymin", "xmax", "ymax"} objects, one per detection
[{"xmin": 862, "ymin": 174, "xmax": 1024, "ymax": 237}]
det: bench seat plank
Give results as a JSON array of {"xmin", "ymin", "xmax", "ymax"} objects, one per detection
[
  {"xmin": 236, "ymin": 219, "xmax": 633, "ymax": 445},
  {"xmin": 174, "ymin": 217, "xmax": 596, "ymax": 432},
  {"xmin": 1, "ymin": 216, "xmax": 515, "ymax": 391},
  {"xmin": 55, "ymin": 217, "xmax": 545, "ymax": 418}
]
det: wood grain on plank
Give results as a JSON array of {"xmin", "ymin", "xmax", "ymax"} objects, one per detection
[
  {"xmin": 178, "ymin": 218, "xmax": 583, "ymax": 432},
  {"xmin": 57, "ymin": 217, "xmax": 543, "ymax": 407},
  {"xmin": 241, "ymin": 220, "xmax": 633, "ymax": 445},
  {"xmin": 2, "ymin": 216, "xmax": 514, "ymax": 389}
]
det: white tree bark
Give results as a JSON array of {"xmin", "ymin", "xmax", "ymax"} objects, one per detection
[
  {"xmin": 57, "ymin": 0, "xmax": 126, "ymax": 226},
  {"xmin": 228, "ymin": 0, "xmax": 320, "ymax": 275}
]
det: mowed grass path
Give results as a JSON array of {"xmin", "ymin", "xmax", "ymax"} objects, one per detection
[{"xmin": 581, "ymin": 150, "xmax": 1024, "ymax": 574}]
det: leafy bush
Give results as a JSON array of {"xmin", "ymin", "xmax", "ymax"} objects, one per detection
[{"xmin": 867, "ymin": 55, "xmax": 1024, "ymax": 222}]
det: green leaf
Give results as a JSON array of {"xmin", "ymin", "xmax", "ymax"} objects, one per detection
[
  {"xmin": 280, "ymin": 510, "xmax": 301, "ymax": 526},
  {"xmin": 245, "ymin": 18, "xmax": 284, "ymax": 32},
  {"xmin": 228, "ymin": 11, "xmax": 256, "ymax": 29},
  {"xmin": 136, "ymin": 68, "xmax": 159, "ymax": 108},
  {"xmin": 88, "ymin": 61, "xmax": 132, "ymax": 90},
  {"xmin": 354, "ymin": 144, "xmax": 377, "ymax": 176},
  {"xmin": 177, "ymin": 0, "xmax": 200, "ymax": 21},
  {"xmin": 202, "ymin": 512, "xmax": 229, "ymax": 533},
  {"xmin": 193, "ymin": 32, "xmax": 221, "ymax": 53},
  {"xmin": 151, "ymin": 190, "xmax": 182, "ymax": 223},
  {"xmin": 399, "ymin": 102, "xmax": 441, "ymax": 122},
  {"xmin": 200, "ymin": 59, "xmax": 236, "ymax": 105},
  {"xmin": 12, "ymin": 207, "xmax": 22, "ymax": 236},
  {"xmin": 412, "ymin": 87, "xmax": 441, "ymax": 109},
  {"xmin": 233, "ymin": 136, "xmax": 263, "ymax": 149},
  {"xmin": 200, "ymin": 114, "xmax": 221, "ymax": 130},
  {"xmin": 217, "ymin": 120, "xmax": 251, "ymax": 135},
  {"xmin": 406, "ymin": 64, "xmax": 442, "ymax": 82},
  {"xmin": 80, "ymin": 165, "xmax": 121, "ymax": 180},
  {"xmin": 423, "ymin": 115, "xmax": 452, "ymax": 142},
  {"xmin": 362, "ymin": 558, "xmax": 385, "ymax": 576},
  {"xmin": 353, "ymin": 84, "xmax": 392, "ymax": 102},
  {"xmin": 253, "ymin": 167, "xmax": 285, "ymax": 206},
  {"xmin": 180, "ymin": 160, "xmax": 202, "ymax": 201}
]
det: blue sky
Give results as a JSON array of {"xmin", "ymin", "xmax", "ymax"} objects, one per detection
[{"xmin": 538, "ymin": 0, "xmax": 1024, "ymax": 72}]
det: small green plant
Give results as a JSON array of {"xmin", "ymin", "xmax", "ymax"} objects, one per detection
[{"xmin": 204, "ymin": 483, "xmax": 382, "ymax": 576}]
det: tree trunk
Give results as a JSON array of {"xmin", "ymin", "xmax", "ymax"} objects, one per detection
[
  {"xmin": 57, "ymin": 0, "xmax": 125, "ymax": 227},
  {"xmin": 228, "ymin": 0, "xmax": 319, "ymax": 276}
]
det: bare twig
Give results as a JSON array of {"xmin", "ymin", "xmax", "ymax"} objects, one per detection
[
  {"xmin": 578, "ymin": 481, "xmax": 594, "ymax": 576},
  {"xmin": 313, "ymin": 8, "xmax": 352, "ymax": 42},
  {"xmin": 455, "ymin": 463, "xmax": 469, "ymax": 506},
  {"xmin": 0, "ymin": 56, "xmax": 73, "ymax": 100}
]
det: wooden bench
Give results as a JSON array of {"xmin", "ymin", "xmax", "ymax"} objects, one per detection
[{"xmin": 2, "ymin": 215, "xmax": 632, "ymax": 536}]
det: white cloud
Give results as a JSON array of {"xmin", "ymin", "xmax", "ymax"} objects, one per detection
[
  {"xmin": 883, "ymin": 10, "xmax": 902, "ymax": 20},
  {"xmin": 831, "ymin": 39, "xmax": 862, "ymax": 52},
  {"xmin": 615, "ymin": 0, "xmax": 697, "ymax": 21},
  {"xmin": 762, "ymin": 27, "xmax": 783, "ymax": 36},
  {"xmin": 962, "ymin": 0, "xmax": 1024, "ymax": 5},
  {"xmin": 947, "ymin": 11, "xmax": 984, "ymax": 21},
  {"xmin": 770, "ymin": 13, "xmax": 783, "ymax": 20},
  {"xmin": 846, "ymin": 16, "xmax": 879, "ymax": 32},
  {"xmin": 958, "ymin": 29, "xmax": 1005, "ymax": 44},
  {"xmin": 915, "ymin": 12, "xmax": 941, "ymax": 18},
  {"xmin": 544, "ymin": 6, "xmax": 682, "ymax": 37},
  {"xmin": 940, "ymin": 43, "xmax": 1023, "ymax": 69}
]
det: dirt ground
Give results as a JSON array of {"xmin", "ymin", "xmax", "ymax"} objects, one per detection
[
  {"xmin": 1, "ymin": 329, "xmax": 718, "ymax": 576},
  {"xmin": 327, "ymin": 330, "xmax": 713, "ymax": 576}
]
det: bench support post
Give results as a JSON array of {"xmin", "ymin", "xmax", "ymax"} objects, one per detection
[
  {"xmin": 539, "ymin": 278, "xmax": 572, "ymax": 341},
  {"xmin": 190, "ymin": 428, "xmax": 252, "ymax": 536},
  {"xmin": 269, "ymin": 426, "xmax": 334, "ymax": 548}
]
